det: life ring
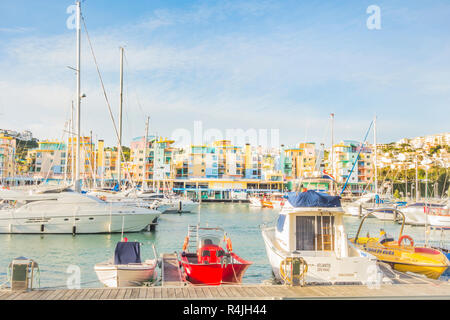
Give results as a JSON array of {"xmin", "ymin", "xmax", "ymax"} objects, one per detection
[
  {"xmin": 182, "ymin": 236, "xmax": 189, "ymax": 251},
  {"xmin": 279, "ymin": 257, "xmax": 308, "ymax": 286},
  {"xmin": 398, "ymin": 235, "xmax": 414, "ymax": 247},
  {"xmin": 226, "ymin": 237, "xmax": 233, "ymax": 252}
]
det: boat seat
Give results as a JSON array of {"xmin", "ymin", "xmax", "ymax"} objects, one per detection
[{"xmin": 198, "ymin": 245, "xmax": 222, "ymax": 264}]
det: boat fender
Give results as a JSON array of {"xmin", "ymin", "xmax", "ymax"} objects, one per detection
[
  {"xmin": 40, "ymin": 224, "xmax": 44, "ymax": 233},
  {"xmin": 220, "ymin": 256, "xmax": 229, "ymax": 268},
  {"xmin": 398, "ymin": 235, "xmax": 414, "ymax": 247},
  {"xmin": 72, "ymin": 225, "xmax": 76, "ymax": 236},
  {"xmin": 226, "ymin": 238, "xmax": 233, "ymax": 252},
  {"xmin": 182, "ymin": 236, "xmax": 189, "ymax": 251}
]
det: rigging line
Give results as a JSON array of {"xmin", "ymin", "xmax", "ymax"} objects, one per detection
[
  {"xmin": 339, "ymin": 120, "xmax": 374, "ymax": 195},
  {"xmin": 123, "ymin": 52, "xmax": 146, "ymax": 119},
  {"xmin": 81, "ymin": 15, "xmax": 135, "ymax": 189}
]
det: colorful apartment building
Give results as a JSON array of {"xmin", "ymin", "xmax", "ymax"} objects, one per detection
[
  {"xmin": 26, "ymin": 140, "xmax": 66, "ymax": 180},
  {"xmin": 129, "ymin": 136, "xmax": 175, "ymax": 186},
  {"xmin": 329, "ymin": 140, "xmax": 374, "ymax": 190},
  {"xmin": 282, "ymin": 142, "xmax": 319, "ymax": 180},
  {"xmin": 0, "ymin": 134, "xmax": 17, "ymax": 182}
]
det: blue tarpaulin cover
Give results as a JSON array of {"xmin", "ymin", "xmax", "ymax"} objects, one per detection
[
  {"xmin": 114, "ymin": 242, "xmax": 142, "ymax": 265},
  {"xmin": 287, "ymin": 190, "xmax": 341, "ymax": 208}
]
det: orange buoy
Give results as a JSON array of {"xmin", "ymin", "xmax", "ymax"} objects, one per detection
[{"xmin": 182, "ymin": 236, "xmax": 189, "ymax": 251}]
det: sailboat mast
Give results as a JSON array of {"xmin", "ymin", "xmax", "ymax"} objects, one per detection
[
  {"xmin": 75, "ymin": 1, "xmax": 81, "ymax": 193},
  {"xmin": 142, "ymin": 116, "xmax": 149, "ymax": 191},
  {"xmin": 117, "ymin": 47, "xmax": 124, "ymax": 190},
  {"xmin": 330, "ymin": 113, "xmax": 334, "ymax": 195},
  {"xmin": 374, "ymin": 116, "xmax": 378, "ymax": 195},
  {"xmin": 415, "ymin": 157, "xmax": 419, "ymax": 201}
]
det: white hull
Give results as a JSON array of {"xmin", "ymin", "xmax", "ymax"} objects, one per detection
[
  {"xmin": 262, "ymin": 227, "xmax": 379, "ymax": 285},
  {"xmin": 0, "ymin": 213, "xmax": 159, "ymax": 234},
  {"xmin": 0, "ymin": 192, "xmax": 160, "ymax": 234},
  {"xmin": 95, "ymin": 260, "xmax": 158, "ymax": 287},
  {"xmin": 162, "ymin": 200, "xmax": 199, "ymax": 213},
  {"xmin": 249, "ymin": 197, "xmax": 262, "ymax": 207}
]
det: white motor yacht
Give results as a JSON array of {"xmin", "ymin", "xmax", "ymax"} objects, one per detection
[
  {"xmin": 0, "ymin": 191, "xmax": 160, "ymax": 234},
  {"xmin": 261, "ymin": 190, "xmax": 381, "ymax": 285}
]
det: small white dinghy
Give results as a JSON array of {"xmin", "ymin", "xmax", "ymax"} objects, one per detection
[{"xmin": 95, "ymin": 239, "xmax": 158, "ymax": 287}]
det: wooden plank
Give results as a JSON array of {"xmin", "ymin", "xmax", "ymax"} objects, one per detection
[
  {"xmin": 82, "ymin": 288, "xmax": 98, "ymax": 300},
  {"xmin": 90, "ymin": 289, "xmax": 107, "ymax": 300},
  {"xmin": 240, "ymin": 286, "xmax": 258, "ymax": 298},
  {"xmin": 138, "ymin": 287, "xmax": 148, "ymax": 300},
  {"xmin": 175, "ymin": 287, "xmax": 184, "ymax": 299},
  {"xmin": 49, "ymin": 289, "xmax": 69, "ymax": 300},
  {"xmin": 154, "ymin": 287, "xmax": 162, "ymax": 299},
  {"xmin": 74, "ymin": 289, "xmax": 92, "ymax": 300},
  {"xmin": 147, "ymin": 287, "xmax": 155, "ymax": 299},
  {"xmin": 202, "ymin": 287, "xmax": 214, "ymax": 299},
  {"xmin": 166, "ymin": 287, "xmax": 176, "ymax": 299},
  {"xmin": 99, "ymin": 289, "xmax": 112, "ymax": 300},
  {"xmin": 161, "ymin": 287, "xmax": 168, "ymax": 299},
  {"xmin": 129, "ymin": 288, "xmax": 140, "ymax": 300},
  {"xmin": 123, "ymin": 288, "xmax": 133, "ymax": 300},
  {"xmin": 114, "ymin": 288, "xmax": 127, "ymax": 300},
  {"xmin": 187, "ymin": 287, "xmax": 198, "ymax": 299}
]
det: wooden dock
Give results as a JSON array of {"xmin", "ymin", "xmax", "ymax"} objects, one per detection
[
  {"xmin": 1, "ymin": 262, "xmax": 449, "ymax": 300},
  {"xmin": 1, "ymin": 282, "xmax": 450, "ymax": 300},
  {"xmin": 161, "ymin": 253, "xmax": 185, "ymax": 287}
]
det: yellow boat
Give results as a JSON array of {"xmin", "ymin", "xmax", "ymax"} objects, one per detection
[{"xmin": 349, "ymin": 208, "xmax": 450, "ymax": 280}]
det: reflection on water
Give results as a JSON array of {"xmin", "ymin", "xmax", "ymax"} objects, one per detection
[{"xmin": 0, "ymin": 203, "xmax": 448, "ymax": 288}]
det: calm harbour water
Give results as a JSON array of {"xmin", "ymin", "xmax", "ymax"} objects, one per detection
[{"xmin": 0, "ymin": 203, "xmax": 448, "ymax": 289}]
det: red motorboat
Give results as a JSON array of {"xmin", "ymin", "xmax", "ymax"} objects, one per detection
[{"xmin": 179, "ymin": 225, "xmax": 252, "ymax": 286}]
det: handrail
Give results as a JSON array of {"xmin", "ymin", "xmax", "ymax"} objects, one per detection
[{"xmin": 354, "ymin": 207, "xmax": 405, "ymax": 244}]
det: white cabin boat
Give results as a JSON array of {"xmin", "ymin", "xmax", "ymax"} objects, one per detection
[
  {"xmin": 95, "ymin": 240, "xmax": 158, "ymax": 287},
  {"xmin": 262, "ymin": 191, "xmax": 380, "ymax": 285}
]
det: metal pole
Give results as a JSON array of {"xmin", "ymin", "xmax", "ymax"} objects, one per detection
[
  {"xmin": 415, "ymin": 157, "xmax": 419, "ymax": 201},
  {"xmin": 117, "ymin": 47, "xmax": 124, "ymax": 190},
  {"xmin": 142, "ymin": 116, "xmax": 149, "ymax": 190},
  {"xmin": 75, "ymin": 1, "xmax": 81, "ymax": 193},
  {"xmin": 374, "ymin": 116, "xmax": 378, "ymax": 196},
  {"xmin": 330, "ymin": 113, "xmax": 334, "ymax": 195}
]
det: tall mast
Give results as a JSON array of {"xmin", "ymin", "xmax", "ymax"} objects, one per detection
[
  {"xmin": 374, "ymin": 116, "xmax": 378, "ymax": 195},
  {"xmin": 71, "ymin": 101, "xmax": 75, "ymax": 184},
  {"xmin": 64, "ymin": 120, "xmax": 69, "ymax": 183},
  {"xmin": 142, "ymin": 116, "xmax": 150, "ymax": 191},
  {"xmin": 415, "ymin": 156, "xmax": 419, "ymax": 201},
  {"xmin": 75, "ymin": 1, "xmax": 81, "ymax": 192},
  {"xmin": 330, "ymin": 113, "xmax": 334, "ymax": 195},
  {"xmin": 117, "ymin": 47, "xmax": 124, "ymax": 190}
]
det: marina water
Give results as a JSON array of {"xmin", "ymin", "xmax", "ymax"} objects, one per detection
[{"xmin": 0, "ymin": 203, "xmax": 448, "ymax": 289}]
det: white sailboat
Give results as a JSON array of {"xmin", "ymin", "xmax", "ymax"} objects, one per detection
[{"xmin": 261, "ymin": 190, "xmax": 381, "ymax": 285}]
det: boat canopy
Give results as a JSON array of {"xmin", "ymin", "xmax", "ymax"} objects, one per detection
[
  {"xmin": 114, "ymin": 242, "xmax": 142, "ymax": 265},
  {"xmin": 287, "ymin": 190, "xmax": 341, "ymax": 208}
]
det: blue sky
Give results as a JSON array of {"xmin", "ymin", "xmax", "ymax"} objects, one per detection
[{"xmin": 0, "ymin": 0, "xmax": 449, "ymax": 148}]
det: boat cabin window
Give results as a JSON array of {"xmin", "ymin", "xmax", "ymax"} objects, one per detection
[
  {"xmin": 276, "ymin": 214, "xmax": 286, "ymax": 232},
  {"xmin": 296, "ymin": 215, "xmax": 335, "ymax": 252}
]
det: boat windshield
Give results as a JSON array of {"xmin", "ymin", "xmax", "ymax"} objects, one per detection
[{"xmin": 199, "ymin": 235, "xmax": 221, "ymax": 248}]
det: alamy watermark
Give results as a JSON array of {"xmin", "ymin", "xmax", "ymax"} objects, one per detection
[
  {"xmin": 170, "ymin": 121, "xmax": 280, "ymax": 149},
  {"xmin": 367, "ymin": 5, "xmax": 381, "ymax": 30},
  {"xmin": 66, "ymin": 265, "xmax": 81, "ymax": 289}
]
